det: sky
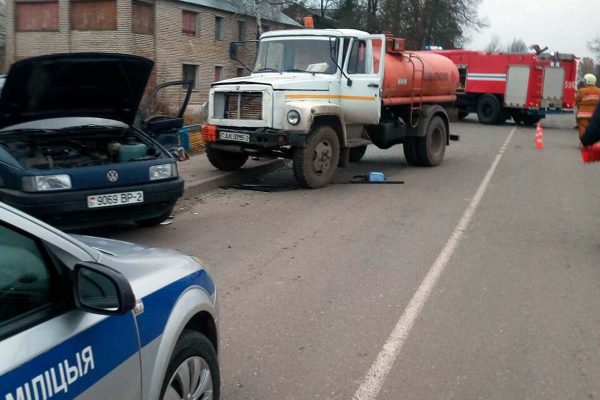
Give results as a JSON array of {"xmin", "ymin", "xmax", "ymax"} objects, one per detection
[{"xmin": 467, "ymin": 0, "xmax": 598, "ymax": 59}]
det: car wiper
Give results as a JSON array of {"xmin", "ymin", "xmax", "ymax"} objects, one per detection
[
  {"xmin": 255, "ymin": 67, "xmax": 281, "ymax": 73},
  {"xmin": 283, "ymin": 68, "xmax": 311, "ymax": 73}
]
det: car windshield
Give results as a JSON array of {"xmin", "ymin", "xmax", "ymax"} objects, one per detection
[{"xmin": 253, "ymin": 37, "xmax": 338, "ymax": 74}]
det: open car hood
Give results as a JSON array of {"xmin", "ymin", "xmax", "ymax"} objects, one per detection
[{"xmin": 0, "ymin": 53, "xmax": 154, "ymax": 129}]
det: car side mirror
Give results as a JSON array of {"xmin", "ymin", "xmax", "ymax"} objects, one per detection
[{"xmin": 74, "ymin": 262, "xmax": 136, "ymax": 315}]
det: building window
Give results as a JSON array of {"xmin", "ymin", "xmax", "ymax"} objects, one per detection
[
  {"xmin": 182, "ymin": 10, "xmax": 200, "ymax": 37},
  {"xmin": 214, "ymin": 66, "xmax": 223, "ymax": 82},
  {"xmin": 71, "ymin": 0, "xmax": 117, "ymax": 31},
  {"xmin": 237, "ymin": 20, "xmax": 246, "ymax": 41},
  {"xmin": 236, "ymin": 68, "xmax": 245, "ymax": 78},
  {"xmin": 215, "ymin": 16, "xmax": 224, "ymax": 40},
  {"xmin": 182, "ymin": 64, "xmax": 198, "ymax": 89},
  {"xmin": 16, "ymin": 1, "xmax": 59, "ymax": 32},
  {"xmin": 132, "ymin": 0, "xmax": 154, "ymax": 35}
]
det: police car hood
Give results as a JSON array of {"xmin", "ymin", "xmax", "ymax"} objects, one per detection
[
  {"xmin": 212, "ymin": 73, "xmax": 333, "ymax": 91},
  {"xmin": 72, "ymin": 235, "xmax": 206, "ymax": 297}
]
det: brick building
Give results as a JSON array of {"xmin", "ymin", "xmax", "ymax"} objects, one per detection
[{"xmin": 4, "ymin": 0, "xmax": 300, "ymax": 113}]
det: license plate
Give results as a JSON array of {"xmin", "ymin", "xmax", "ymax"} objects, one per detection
[
  {"xmin": 87, "ymin": 191, "xmax": 144, "ymax": 208},
  {"xmin": 219, "ymin": 131, "xmax": 250, "ymax": 143}
]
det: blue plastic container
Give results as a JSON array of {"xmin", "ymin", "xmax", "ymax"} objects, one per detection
[
  {"xmin": 119, "ymin": 143, "xmax": 148, "ymax": 162},
  {"xmin": 368, "ymin": 172, "xmax": 385, "ymax": 182}
]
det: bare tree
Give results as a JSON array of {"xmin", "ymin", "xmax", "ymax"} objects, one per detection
[
  {"xmin": 589, "ymin": 37, "xmax": 600, "ymax": 61},
  {"xmin": 484, "ymin": 35, "xmax": 503, "ymax": 53},
  {"xmin": 579, "ymin": 57, "xmax": 595, "ymax": 77},
  {"xmin": 507, "ymin": 38, "xmax": 528, "ymax": 53}
]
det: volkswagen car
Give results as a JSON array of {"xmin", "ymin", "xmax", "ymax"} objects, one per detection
[{"xmin": 0, "ymin": 53, "xmax": 188, "ymax": 229}]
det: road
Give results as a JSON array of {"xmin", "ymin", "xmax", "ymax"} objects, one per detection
[{"xmin": 103, "ymin": 115, "xmax": 600, "ymax": 400}]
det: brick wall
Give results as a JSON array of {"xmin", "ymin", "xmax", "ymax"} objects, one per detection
[{"xmin": 4, "ymin": 0, "xmax": 298, "ymax": 117}]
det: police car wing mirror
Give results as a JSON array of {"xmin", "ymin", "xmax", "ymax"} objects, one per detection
[{"xmin": 74, "ymin": 262, "xmax": 136, "ymax": 316}]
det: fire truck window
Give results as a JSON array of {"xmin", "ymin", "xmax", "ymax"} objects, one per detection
[{"xmin": 347, "ymin": 40, "xmax": 367, "ymax": 75}]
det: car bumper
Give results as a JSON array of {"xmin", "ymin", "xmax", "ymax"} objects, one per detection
[
  {"xmin": 0, "ymin": 178, "xmax": 184, "ymax": 229},
  {"xmin": 213, "ymin": 127, "xmax": 306, "ymax": 148}
]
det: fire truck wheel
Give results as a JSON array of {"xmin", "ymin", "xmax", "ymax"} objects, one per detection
[
  {"xmin": 206, "ymin": 144, "xmax": 249, "ymax": 171},
  {"xmin": 293, "ymin": 125, "xmax": 340, "ymax": 188},
  {"xmin": 476, "ymin": 95, "xmax": 502, "ymax": 125},
  {"xmin": 403, "ymin": 138, "xmax": 421, "ymax": 166},
  {"xmin": 416, "ymin": 115, "xmax": 446, "ymax": 167},
  {"xmin": 349, "ymin": 146, "xmax": 368, "ymax": 162}
]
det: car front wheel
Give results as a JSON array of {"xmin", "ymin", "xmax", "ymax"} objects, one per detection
[{"xmin": 161, "ymin": 330, "xmax": 220, "ymax": 400}]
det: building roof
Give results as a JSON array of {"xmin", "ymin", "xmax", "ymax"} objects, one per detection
[{"xmin": 177, "ymin": 0, "xmax": 302, "ymax": 27}]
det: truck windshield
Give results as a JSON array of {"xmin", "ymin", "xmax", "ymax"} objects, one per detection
[{"xmin": 254, "ymin": 38, "xmax": 338, "ymax": 74}]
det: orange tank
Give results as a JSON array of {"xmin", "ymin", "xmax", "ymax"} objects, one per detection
[{"xmin": 376, "ymin": 48, "xmax": 459, "ymax": 107}]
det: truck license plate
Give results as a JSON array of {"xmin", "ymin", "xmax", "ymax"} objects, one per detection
[
  {"xmin": 87, "ymin": 191, "xmax": 144, "ymax": 208},
  {"xmin": 219, "ymin": 131, "xmax": 250, "ymax": 143}
]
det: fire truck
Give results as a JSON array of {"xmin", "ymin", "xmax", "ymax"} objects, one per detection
[
  {"xmin": 203, "ymin": 29, "xmax": 460, "ymax": 188},
  {"xmin": 430, "ymin": 49, "xmax": 578, "ymax": 125}
]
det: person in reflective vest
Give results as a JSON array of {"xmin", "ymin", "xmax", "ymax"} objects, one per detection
[
  {"xmin": 576, "ymin": 74, "xmax": 600, "ymax": 138},
  {"xmin": 580, "ymin": 103, "xmax": 600, "ymax": 146}
]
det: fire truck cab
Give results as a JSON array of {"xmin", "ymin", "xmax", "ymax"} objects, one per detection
[{"xmin": 432, "ymin": 50, "xmax": 577, "ymax": 125}]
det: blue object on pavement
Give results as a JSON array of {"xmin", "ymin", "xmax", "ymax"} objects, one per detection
[{"xmin": 368, "ymin": 172, "xmax": 385, "ymax": 182}]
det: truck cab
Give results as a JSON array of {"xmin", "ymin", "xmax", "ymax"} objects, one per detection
[{"xmin": 204, "ymin": 29, "xmax": 458, "ymax": 188}]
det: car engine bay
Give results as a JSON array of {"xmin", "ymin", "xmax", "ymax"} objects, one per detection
[{"xmin": 0, "ymin": 128, "xmax": 164, "ymax": 170}]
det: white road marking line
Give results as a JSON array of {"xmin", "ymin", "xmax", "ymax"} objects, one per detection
[{"xmin": 352, "ymin": 127, "xmax": 517, "ymax": 400}]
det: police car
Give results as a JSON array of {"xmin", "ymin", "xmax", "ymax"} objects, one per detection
[{"xmin": 0, "ymin": 201, "xmax": 219, "ymax": 399}]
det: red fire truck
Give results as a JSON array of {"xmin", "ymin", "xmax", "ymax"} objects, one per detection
[{"xmin": 431, "ymin": 49, "xmax": 578, "ymax": 125}]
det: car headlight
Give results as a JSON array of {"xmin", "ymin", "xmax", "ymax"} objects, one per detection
[
  {"xmin": 287, "ymin": 110, "xmax": 301, "ymax": 125},
  {"xmin": 149, "ymin": 163, "xmax": 178, "ymax": 181},
  {"xmin": 22, "ymin": 175, "xmax": 72, "ymax": 192}
]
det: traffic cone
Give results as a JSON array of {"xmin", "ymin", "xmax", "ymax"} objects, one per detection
[{"xmin": 535, "ymin": 123, "xmax": 544, "ymax": 149}]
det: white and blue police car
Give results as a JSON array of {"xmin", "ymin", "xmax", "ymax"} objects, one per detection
[{"xmin": 0, "ymin": 201, "xmax": 219, "ymax": 400}]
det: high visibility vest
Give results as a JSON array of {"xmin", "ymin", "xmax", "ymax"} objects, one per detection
[{"xmin": 576, "ymin": 86, "xmax": 600, "ymax": 119}]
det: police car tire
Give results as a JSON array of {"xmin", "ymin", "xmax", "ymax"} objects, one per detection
[
  {"xmin": 349, "ymin": 145, "xmax": 368, "ymax": 162},
  {"xmin": 161, "ymin": 330, "xmax": 220, "ymax": 400},
  {"xmin": 293, "ymin": 125, "xmax": 340, "ymax": 188},
  {"xmin": 403, "ymin": 138, "xmax": 421, "ymax": 166},
  {"xmin": 206, "ymin": 144, "xmax": 249, "ymax": 171},
  {"xmin": 476, "ymin": 94, "xmax": 501, "ymax": 125},
  {"xmin": 135, "ymin": 207, "xmax": 173, "ymax": 227},
  {"xmin": 416, "ymin": 115, "xmax": 446, "ymax": 167}
]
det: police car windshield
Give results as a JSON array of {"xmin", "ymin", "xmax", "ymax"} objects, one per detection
[{"xmin": 254, "ymin": 37, "xmax": 338, "ymax": 75}]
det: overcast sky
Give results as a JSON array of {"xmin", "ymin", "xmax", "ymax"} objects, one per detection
[{"xmin": 467, "ymin": 0, "xmax": 597, "ymax": 58}]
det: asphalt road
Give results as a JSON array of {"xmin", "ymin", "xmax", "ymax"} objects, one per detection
[{"xmin": 105, "ymin": 115, "xmax": 600, "ymax": 400}]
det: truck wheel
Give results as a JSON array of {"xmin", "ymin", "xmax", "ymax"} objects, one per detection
[
  {"xmin": 476, "ymin": 95, "xmax": 502, "ymax": 125},
  {"xmin": 161, "ymin": 330, "xmax": 220, "ymax": 400},
  {"xmin": 206, "ymin": 144, "xmax": 248, "ymax": 171},
  {"xmin": 349, "ymin": 145, "xmax": 368, "ymax": 162},
  {"xmin": 416, "ymin": 115, "xmax": 446, "ymax": 167},
  {"xmin": 403, "ymin": 138, "xmax": 421, "ymax": 166},
  {"xmin": 293, "ymin": 125, "xmax": 340, "ymax": 188}
]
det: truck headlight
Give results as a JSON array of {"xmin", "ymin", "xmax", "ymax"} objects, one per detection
[
  {"xmin": 287, "ymin": 110, "xmax": 301, "ymax": 125},
  {"xmin": 22, "ymin": 175, "xmax": 72, "ymax": 192},
  {"xmin": 150, "ymin": 163, "xmax": 178, "ymax": 181}
]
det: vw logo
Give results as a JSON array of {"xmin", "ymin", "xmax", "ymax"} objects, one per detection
[{"xmin": 106, "ymin": 170, "xmax": 119, "ymax": 182}]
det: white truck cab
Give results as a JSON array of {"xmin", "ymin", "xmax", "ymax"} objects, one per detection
[{"xmin": 204, "ymin": 29, "xmax": 458, "ymax": 188}]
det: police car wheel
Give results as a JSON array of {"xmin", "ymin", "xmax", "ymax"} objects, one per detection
[{"xmin": 161, "ymin": 330, "xmax": 220, "ymax": 400}]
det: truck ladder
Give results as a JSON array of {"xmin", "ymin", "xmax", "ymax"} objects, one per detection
[{"xmin": 409, "ymin": 54, "xmax": 426, "ymax": 128}]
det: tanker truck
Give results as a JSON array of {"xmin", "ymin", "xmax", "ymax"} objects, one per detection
[{"xmin": 202, "ymin": 29, "xmax": 460, "ymax": 188}]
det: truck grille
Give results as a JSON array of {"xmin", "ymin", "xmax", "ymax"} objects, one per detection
[{"xmin": 225, "ymin": 93, "xmax": 262, "ymax": 120}]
